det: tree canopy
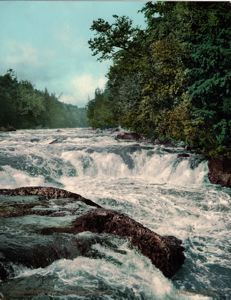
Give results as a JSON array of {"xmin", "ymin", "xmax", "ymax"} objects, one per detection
[
  {"xmin": 87, "ymin": 1, "xmax": 231, "ymax": 158},
  {"xmin": 0, "ymin": 70, "xmax": 88, "ymax": 129}
]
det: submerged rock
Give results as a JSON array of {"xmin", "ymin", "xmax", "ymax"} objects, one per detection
[
  {"xmin": 0, "ymin": 232, "xmax": 112, "ymax": 281},
  {"xmin": 177, "ymin": 153, "xmax": 190, "ymax": 158},
  {"xmin": 208, "ymin": 158, "xmax": 231, "ymax": 187},
  {"xmin": 41, "ymin": 208, "xmax": 185, "ymax": 278},
  {"xmin": 49, "ymin": 137, "xmax": 67, "ymax": 144}
]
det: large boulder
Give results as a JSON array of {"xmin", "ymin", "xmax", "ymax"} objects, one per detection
[
  {"xmin": 208, "ymin": 158, "xmax": 231, "ymax": 187},
  {"xmin": 42, "ymin": 208, "xmax": 185, "ymax": 278},
  {"xmin": 0, "ymin": 187, "xmax": 185, "ymax": 279}
]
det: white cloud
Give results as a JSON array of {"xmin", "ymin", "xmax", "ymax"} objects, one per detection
[
  {"xmin": 1, "ymin": 40, "xmax": 56, "ymax": 73},
  {"xmin": 5, "ymin": 41, "xmax": 39, "ymax": 66},
  {"xmin": 60, "ymin": 73, "xmax": 107, "ymax": 107}
]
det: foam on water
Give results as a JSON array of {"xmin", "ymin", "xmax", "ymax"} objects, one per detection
[
  {"xmin": 0, "ymin": 165, "xmax": 45, "ymax": 188},
  {"xmin": 59, "ymin": 149, "xmax": 208, "ymax": 185},
  {"xmin": 0, "ymin": 128, "xmax": 230, "ymax": 299},
  {"xmin": 14, "ymin": 239, "xmax": 210, "ymax": 300}
]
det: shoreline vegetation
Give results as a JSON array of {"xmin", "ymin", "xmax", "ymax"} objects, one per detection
[
  {"xmin": 0, "ymin": 69, "xmax": 88, "ymax": 130},
  {"xmin": 86, "ymin": 2, "xmax": 231, "ymax": 161}
]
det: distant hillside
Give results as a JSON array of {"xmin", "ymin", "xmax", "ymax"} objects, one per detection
[{"xmin": 0, "ymin": 69, "xmax": 88, "ymax": 129}]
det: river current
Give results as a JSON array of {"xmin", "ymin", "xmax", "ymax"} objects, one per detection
[{"xmin": 0, "ymin": 128, "xmax": 230, "ymax": 300}]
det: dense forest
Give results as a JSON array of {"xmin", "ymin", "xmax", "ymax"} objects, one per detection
[
  {"xmin": 0, "ymin": 69, "xmax": 88, "ymax": 129},
  {"xmin": 87, "ymin": 1, "xmax": 231, "ymax": 158}
]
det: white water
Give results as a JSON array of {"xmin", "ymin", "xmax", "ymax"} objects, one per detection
[{"xmin": 0, "ymin": 128, "xmax": 230, "ymax": 299}]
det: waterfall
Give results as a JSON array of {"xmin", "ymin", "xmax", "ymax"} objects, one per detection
[{"xmin": 59, "ymin": 149, "xmax": 208, "ymax": 186}]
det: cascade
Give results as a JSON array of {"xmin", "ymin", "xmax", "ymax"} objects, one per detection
[{"xmin": 0, "ymin": 128, "xmax": 230, "ymax": 299}]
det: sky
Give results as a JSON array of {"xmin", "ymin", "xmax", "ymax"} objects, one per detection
[{"xmin": 0, "ymin": 1, "xmax": 145, "ymax": 107}]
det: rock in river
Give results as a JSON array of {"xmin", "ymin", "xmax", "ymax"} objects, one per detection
[
  {"xmin": 208, "ymin": 158, "xmax": 231, "ymax": 187},
  {"xmin": 42, "ymin": 208, "xmax": 185, "ymax": 278},
  {"xmin": 0, "ymin": 186, "xmax": 185, "ymax": 281},
  {"xmin": 115, "ymin": 131, "xmax": 142, "ymax": 141}
]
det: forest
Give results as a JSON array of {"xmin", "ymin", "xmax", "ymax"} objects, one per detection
[
  {"xmin": 87, "ymin": 1, "xmax": 231, "ymax": 159},
  {"xmin": 0, "ymin": 69, "xmax": 87, "ymax": 129}
]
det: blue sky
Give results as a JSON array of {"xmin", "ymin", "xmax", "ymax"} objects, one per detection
[{"xmin": 0, "ymin": 1, "xmax": 145, "ymax": 107}]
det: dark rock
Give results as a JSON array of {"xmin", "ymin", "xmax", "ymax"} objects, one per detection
[
  {"xmin": 0, "ymin": 126, "xmax": 16, "ymax": 132},
  {"xmin": 30, "ymin": 138, "xmax": 40, "ymax": 143},
  {"xmin": 185, "ymin": 145, "xmax": 193, "ymax": 151},
  {"xmin": 177, "ymin": 153, "xmax": 190, "ymax": 158},
  {"xmin": 41, "ymin": 208, "xmax": 185, "ymax": 278},
  {"xmin": 0, "ymin": 187, "xmax": 185, "ymax": 279},
  {"xmin": 0, "ymin": 232, "xmax": 119, "ymax": 281},
  {"xmin": 153, "ymin": 138, "xmax": 175, "ymax": 147},
  {"xmin": 49, "ymin": 137, "xmax": 66, "ymax": 144},
  {"xmin": 208, "ymin": 158, "xmax": 231, "ymax": 187},
  {"xmin": 116, "ymin": 132, "xmax": 142, "ymax": 141},
  {"xmin": 0, "ymin": 202, "xmax": 40, "ymax": 218},
  {"xmin": 0, "ymin": 186, "xmax": 101, "ymax": 209},
  {"xmin": 0, "ymin": 262, "xmax": 9, "ymax": 281}
]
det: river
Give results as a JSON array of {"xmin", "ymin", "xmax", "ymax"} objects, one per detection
[{"xmin": 0, "ymin": 128, "xmax": 230, "ymax": 299}]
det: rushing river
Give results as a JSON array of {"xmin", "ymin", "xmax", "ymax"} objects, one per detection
[{"xmin": 0, "ymin": 128, "xmax": 230, "ymax": 300}]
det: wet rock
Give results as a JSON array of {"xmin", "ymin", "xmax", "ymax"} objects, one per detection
[
  {"xmin": 0, "ymin": 187, "xmax": 184, "ymax": 279},
  {"xmin": 153, "ymin": 138, "xmax": 175, "ymax": 147},
  {"xmin": 42, "ymin": 208, "xmax": 185, "ymax": 278},
  {"xmin": 0, "ymin": 232, "xmax": 119, "ymax": 281},
  {"xmin": 208, "ymin": 158, "xmax": 231, "ymax": 187},
  {"xmin": 115, "ymin": 132, "xmax": 142, "ymax": 141},
  {"xmin": 0, "ymin": 262, "xmax": 10, "ymax": 281},
  {"xmin": 177, "ymin": 153, "xmax": 190, "ymax": 158},
  {"xmin": 185, "ymin": 145, "xmax": 193, "ymax": 151},
  {"xmin": 49, "ymin": 137, "xmax": 66, "ymax": 144},
  {"xmin": 30, "ymin": 138, "xmax": 40, "ymax": 143},
  {"xmin": 0, "ymin": 186, "xmax": 101, "ymax": 209},
  {"xmin": 0, "ymin": 202, "xmax": 42, "ymax": 218}
]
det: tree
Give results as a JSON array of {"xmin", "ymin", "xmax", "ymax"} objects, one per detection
[
  {"xmin": 88, "ymin": 1, "xmax": 231, "ymax": 157},
  {"xmin": 0, "ymin": 69, "xmax": 18, "ymax": 127},
  {"xmin": 0, "ymin": 70, "xmax": 88, "ymax": 129},
  {"xmin": 87, "ymin": 88, "xmax": 116, "ymax": 129}
]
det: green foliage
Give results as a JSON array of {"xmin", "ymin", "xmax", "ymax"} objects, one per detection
[
  {"xmin": 0, "ymin": 71, "xmax": 88, "ymax": 129},
  {"xmin": 87, "ymin": 1, "xmax": 231, "ymax": 158},
  {"xmin": 89, "ymin": 15, "xmax": 141, "ymax": 61},
  {"xmin": 0, "ymin": 69, "xmax": 18, "ymax": 127},
  {"xmin": 87, "ymin": 88, "xmax": 117, "ymax": 129}
]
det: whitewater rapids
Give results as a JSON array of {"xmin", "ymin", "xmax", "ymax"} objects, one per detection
[{"xmin": 0, "ymin": 128, "xmax": 230, "ymax": 299}]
